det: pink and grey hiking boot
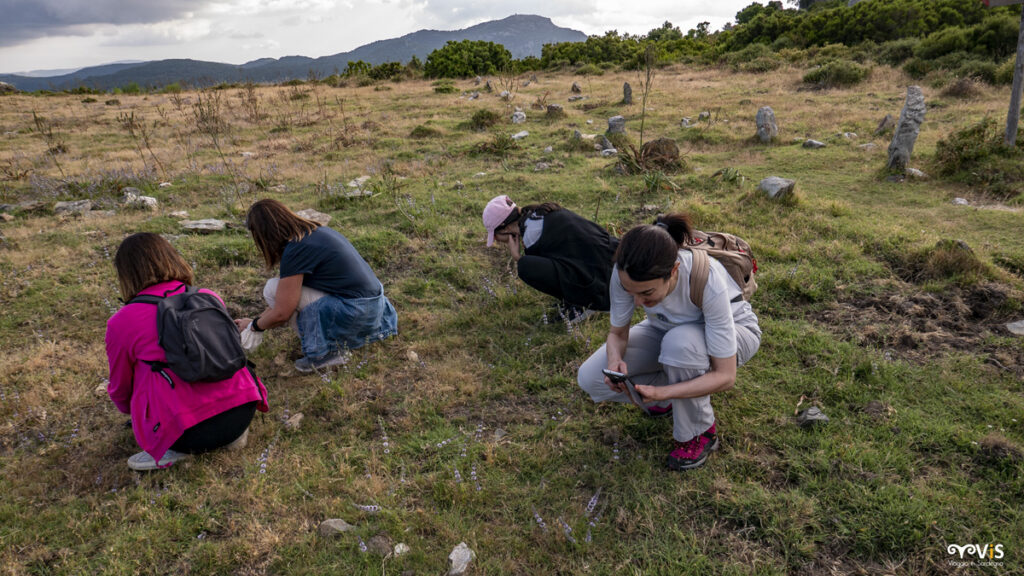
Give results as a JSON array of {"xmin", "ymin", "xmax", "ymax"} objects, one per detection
[
  {"xmin": 666, "ymin": 422, "xmax": 719, "ymax": 471},
  {"xmin": 645, "ymin": 403, "xmax": 673, "ymax": 419}
]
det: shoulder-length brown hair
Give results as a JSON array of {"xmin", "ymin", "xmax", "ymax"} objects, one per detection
[
  {"xmin": 246, "ymin": 199, "xmax": 320, "ymax": 268},
  {"xmin": 114, "ymin": 233, "xmax": 194, "ymax": 300}
]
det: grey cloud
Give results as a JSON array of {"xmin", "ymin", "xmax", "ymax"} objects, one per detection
[
  {"xmin": 408, "ymin": 0, "xmax": 595, "ymax": 29},
  {"xmin": 0, "ymin": 0, "xmax": 211, "ymax": 47}
]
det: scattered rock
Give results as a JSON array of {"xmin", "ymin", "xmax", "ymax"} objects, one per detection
[
  {"xmin": 642, "ymin": 204, "xmax": 659, "ymax": 212},
  {"xmin": 952, "ymin": 197, "xmax": 969, "ymax": 206},
  {"xmin": 319, "ymin": 518, "xmax": 355, "ymax": 536},
  {"xmin": 698, "ymin": 111, "xmax": 711, "ymax": 122},
  {"xmin": 499, "ymin": 90, "xmax": 511, "ymax": 101},
  {"xmin": 545, "ymin": 104, "xmax": 565, "ymax": 119},
  {"xmin": 121, "ymin": 189, "xmax": 158, "ymax": 210},
  {"xmin": 905, "ymin": 167, "xmax": 928, "ymax": 180},
  {"xmin": 607, "ymin": 115, "xmax": 626, "ymax": 134},
  {"xmin": 874, "ymin": 113, "xmax": 896, "ymax": 136},
  {"xmin": 54, "ymin": 200, "xmax": 92, "ymax": 215},
  {"xmin": 803, "ymin": 139, "xmax": 826, "ymax": 149},
  {"xmin": 586, "ymin": 119, "xmax": 593, "ymax": 125},
  {"xmin": 394, "ymin": 543, "xmax": 410, "ymax": 557},
  {"xmin": 296, "ymin": 208, "xmax": 331, "ymax": 226},
  {"xmin": 863, "ymin": 400, "xmax": 892, "ymax": 421},
  {"xmin": 284, "ymin": 412, "xmax": 304, "ymax": 431},
  {"xmin": 570, "ymin": 82, "xmax": 582, "ymax": 94},
  {"xmin": 93, "ymin": 383, "xmax": 108, "ymax": 397},
  {"xmin": 158, "ymin": 182, "xmax": 172, "ymax": 188},
  {"xmin": 530, "ymin": 74, "xmax": 538, "ymax": 83},
  {"xmin": 511, "ymin": 110, "xmax": 526, "ymax": 124},
  {"xmin": 543, "ymin": 146, "xmax": 553, "ymax": 153},
  {"xmin": 367, "ymin": 534, "xmax": 393, "ymax": 556},
  {"xmin": 474, "ymin": 172, "xmax": 487, "ymax": 177},
  {"xmin": 796, "ymin": 406, "xmax": 829, "ymax": 428},
  {"xmin": 568, "ymin": 95, "xmax": 584, "ymax": 102},
  {"xmin": 0, "ymin": 213, "xmax": 13, "ymax": 222},
  {"xmin": 680, "ymin": 117, "xmax": 694, "ymax": 128},
  {"xmin": 448, "ymin": 542, "xmax": 476, "ymax": 576},
  {"xmin": 759, "ymin": 176, "xmax": 796, "ymax": 199},
  {"xmin": 534, "ymin": 162, "xmax": 550, "ymax": 171},
  {"xmin": 180, "ymin": 219, "xmax": 227, "ymax": 232},
  {"xmin": 511, "ymin": 131, "xmax": 529, "ymax": 140},
  {"xmin": 859, "ymin": 143, "xmax": 878, "ymax": 151},
  {"xmin": 170, "ymin": 211, "xmax": 189, "ymax": 219},
  {"xmin": 839, "ymin": 132, "xmax": 857, "ymax": 139},
  {"xmin": 484, "ymin": 80, "xmax": 493, "ymax": 93},
  {"xmin": 348, "ymin": 176, "xmax": 371, "ymax": 188},
  {"xmin": 597, "ymin": 135, "xmax": 614, "ymax": 151},
  {"xmin": 600, "ymin": 148, "xmax": 618, "ymax": 157},
  {"xmin": 406, "ymin": 349, "xmax": 420, "ymax": 363},
  {"xmin": 474, "ymin": 76, "xmax": 482, "ymax": 86},
  {"xmin": 494, "ymin": 428, "xmax": 507, "ymax": 441},
  {"xmin": 452, "ymin": 181, "xmax": 465, "ymax": 190},
  {"xmin": 622, "ymin": 82, "xmax": 632, "ymax": 105},
  {"xmin": 467, "ymin": 92, "xmax": 479, "ymax": 100},
  {"xmin": 756, "ymin": 106, "xmax": 778, "ymax": 143},
  {"xmin": 82, "ymin": 210, "xmax": 115, "ymax": 219},
  {"xmin": 1007, "ymin": 320, "xmax": 1024, "ymax": 336},
  {"xmin": 240, "ymin": 151, "xmax": 257, "ymax": 159},
  {"xmin": 887, "ymin": 86, "xmax": 926, "ymax": 172}
]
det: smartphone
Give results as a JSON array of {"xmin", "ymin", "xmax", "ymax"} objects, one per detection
[
  {"xmin": 602, "ymin": 369, "xmax": 649, "ymax": 415},
  {"xmin": 602, "ymin": 369, "xmax": 628, "ymax": 382}
]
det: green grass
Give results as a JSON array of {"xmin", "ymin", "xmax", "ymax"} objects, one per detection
[{"xmin": 0, "ymin": 65, "xmax": 1022, "ymax": 574}]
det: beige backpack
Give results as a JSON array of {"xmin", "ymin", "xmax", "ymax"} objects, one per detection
[{"xmin": 686, "ymin": 230, "xmax": 758, "ymax": 308}]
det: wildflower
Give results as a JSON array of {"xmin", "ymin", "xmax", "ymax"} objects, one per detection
[
  {"xmin": 585, "ymin": 488, "xmax": 601, "ymax": 517},
  {"xmin": 357, "ymin": 536, "xmax": 367, "ymax": 553},
  {"xmin": 532, "ymin": 508, "xmax": 548, "ymax": 532},
  {"xmin": 453, "ymin": 467, "xmax": 462, "ymax": 483},
  {"xmin": 558, "ymin": 517, "xmax": 577, "ymax": 544},
  {"xmin": 353, "ymin": 503, "xmax": 381, "ymax": 513}
]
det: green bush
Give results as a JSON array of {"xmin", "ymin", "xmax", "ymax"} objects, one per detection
[
  {"xmin": 954, "ymin": 59, "xmax": 998, "ymax": 85},
  {"xmin": 575, "ymin": 63, "xmax": 604, "ymax": 76},
  {"xmin": 995, "ymin": 56, "xmax": 1016, "ymax": 85},
  {"xmin": 915, "ymin": 27, "xmax": 969, "ymax": 61},
  {"xmin": 902, "ymin": 57, "xmax": 934, "ymax": 79},
  {"xmin": 410, "ymin": 125, "xmax": 442, "ymax": 139},
  {"xmin": 737, "ymin": 56, "xmax": 783, "ymax": 73},
  {"xmin": 876, "ymin": 39, "xmax": 919, "ymax": 66},
  {"xmin": 424, "ymin": 40, "xmax": 512, "ymax": 78},
  {"xmin": 160, "ymin": 83, "xmax": 182, "ymax": 94},
  {"xmin": 469, "ymin": 109, "xmax": 501, "ymax": 131},
  {"xmin": 803, "ymin": 60, "xmax": 870, "ymax": 88},
  {"xmin": 432, "ymin": 81, "xmax": 458, "ymax": 94},
  {"xmin": 934, "ymin": 117, "xmax": 1024, "ymax": 199}
]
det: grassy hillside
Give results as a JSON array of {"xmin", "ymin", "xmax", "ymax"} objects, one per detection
[{"xmin": 1, "ymin": 65, "xmax": 1022, "ymax": 575}]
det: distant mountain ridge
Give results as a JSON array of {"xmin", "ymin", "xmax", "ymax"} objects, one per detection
[{"xmin": 0, "ymin": 15, "xmax": 586, "ymax": 92}]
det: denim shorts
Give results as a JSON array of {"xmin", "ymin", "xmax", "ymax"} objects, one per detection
[{"xmin": 296, "ymin": 285, "xmax": 398, "ymax": 359}]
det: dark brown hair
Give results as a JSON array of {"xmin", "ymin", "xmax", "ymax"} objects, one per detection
[
  {"xmin": 517, "ymin": 202, "xmax": 562, "ymax": 228},
  {"xmin": 614, "ymin": 213, "xmax": 694, "ymax": 282},
  {"xmin": 246, "ymin": 199, "xmax": 320, "ymax": 268},
  {"xmin": 114, "ymin": 233, "xmax": 194, "ymax": 300}
]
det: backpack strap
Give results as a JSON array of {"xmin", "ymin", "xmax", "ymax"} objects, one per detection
[
  {"xmin": 688, "ymin": 249, "xmax": 710, "ymax": 309},
  {"xmin": 126, "ymin": 294, "xmax": 161, "ymax": 306}
]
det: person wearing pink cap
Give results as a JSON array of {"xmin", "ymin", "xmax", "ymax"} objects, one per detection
[{"xmin": 482, "ymin": 195, "xmax": 618, "ymax": 319}]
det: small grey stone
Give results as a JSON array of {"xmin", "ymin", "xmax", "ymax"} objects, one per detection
[
  {"xmin": 511, "ymin": 131, "xmax": 529, "ymax": 140},
  {"xmin": 170, "ymin": 211, "xmax": 189, "ymax": 219},
  {"xmin": 859, "ymin": 143, "xmax": 878, "ymax": 150},
  {"xmin": 319, "ymin": 518, "xmax": 355, "ymax": 536},
  {"xmin": 571, "ymin": 129, "xmax": 582, "ymax": 141},
  {"xmin": 568, "ymin": 95, "xmax": 584, "ymax": 102},
  {"xmin": 511, "ymin": 111, "xmax": 526, "ymax": 124},
  {"xmin": 499, "ymin": 90, "xmax": 511, "ymax": 101},
  {"xmin": 952, "ymin": 197, "xmax": 969, "ymax": 206},
  {"xmin": 1006, "ymin": 320, "xmax": 1024, "ymax": 336},
  {"xmin": 680, "ymin": 117, "xmax": 693, "ymax": 128},
  {"xmin": 484, "ymin": 80, "xmax": 493, "ymax": 93},
  {"xmin": 534, "ymin": 162, "xmax": 550, "ymax": 172},
  {"xmin": 158, "ymin": 181, "xmax": 173, "ymax": 188},
  {"xmin": 468, "ymin": 92, "xmax": 479, "ymax": 100},
  {"xmin": 348, "ymin": 175, "xmax": 371, "ymax": 188},
  {"xmin": 394, "ymin": 543, "xmax": 410, "ymax": 556},
  {"xmin": 284, "ymin": 412, "xmax": 304, "ymax": 431},
  {"xmin": 494, "ymin": 428, "xmax": 507, "ymax": 441},
  {"xmin": 448, "ymin": 542, "xmax": 476, "ymax": 576},
  {"xmin": 598, "ymin": 135, "xmax": 614, "ymax": 151},
  {"xmin": 570, "ymin": 82, "xmax": 582, "ymax": 94},
  {"xmin": 840, "ymin": 132, "xmax": 857, "ymax": 139},
  {"xmin": 121, "ymin": 191, "xmax": 158, "ymax": 210},
  {"xmin": 54, "ymin": 200, "xmax": 92, "ymax": 215},
  {"xmin": 759, "ymin": 176, "xmax": 796, "ymax": 199},
  {"xmin": 803, "ymin": 139, "xmax": 826, "ymax": 149},
  {"xmin": 367, "ymin": 534, "xmax": 393, "ymax": 556},
  {"xmin": 452, "ymin": 180, "xmax": 464, "ymax": 190},
  {"xmin": 82, "ymin": 210, "xmax": 115, "ymax": 219},
  {"xmin": 180, "ymin": 219, "xmax": 226, "ymax": 232},
  {"xmin": 474, "ymin": 76, "xmax": 482, "ymax": 85},
  {"xmin": 607, "ymin": 115, "xmax": 626, "ymax": 134},
  {"xmin": 796, "ymin": 406, "xmax": 829, "ymax": 428},
  {"xmin": 543, "ymin": 146, "xmax": 553, "ymax": 153},
  {"xmin": 698, "ymin": 111, "xmax": 711, "ymax": 122},
  {"xmin": 600, "ymin": 148, "xmax": 618, "ymax": 157},
  {"xmin": 905, "ymin": 167, "xmax": 928, "ymax": 179},
  {"xmin": 296, "ymin": 209, "xmax": 331, "ymax": 226}
]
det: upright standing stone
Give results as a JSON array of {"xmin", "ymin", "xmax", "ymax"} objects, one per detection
[
  {"xmin": 571, "ymin": 82, "xmax": 582, "ymax": 94},
  {"xmin": 756, "ymin": 106, "xmax": 778, "ymax": 143},
  {"xmin": 887, "ymin": 85, "xmax": 926, "ymax": 172},
  {"xmin": 622, "ymin": 82, "xmax": 633, "ymax": 105},
  {"xmin": 607, "ymin": 115, "xmax": 626, "ymax": 134}
]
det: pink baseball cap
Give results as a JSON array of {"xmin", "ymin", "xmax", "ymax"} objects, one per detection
[{"xmin": 482, "ymin": 195, "xmax": 517, "ymax": 246}]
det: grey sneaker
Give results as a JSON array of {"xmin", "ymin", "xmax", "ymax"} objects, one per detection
[
  {"xmin": 295, "ymin": 350, "xmax": 351, "ymax": 373},
  {"xmin": 127, "ymin": 449, "xmax": 189, "ymax": 471}
]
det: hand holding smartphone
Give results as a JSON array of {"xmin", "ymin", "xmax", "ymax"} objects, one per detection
[{"xmin": 601, "ymin": 369, "xmax": 650, "ymax": 415}]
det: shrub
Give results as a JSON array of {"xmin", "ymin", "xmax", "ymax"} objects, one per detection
[
  {"xmin": 954, "ymin": 59, "xmax": 998, "ymax": 85},
  {"xmin": 424, "ymin": 40, "xmax": 512, "ymax": 78},
  {"xmin": 160, "ymin": 83, "xmax": 182, "ymax": 94},
  {"xmin": 433, "ymin": 81, "xmax": 458, "ymax": 94},
  {"xmin": 995, "ymin": 56, "xmax": 1016, "ymax": 85},
  {"xmin": 902, "ymin": 57, "xmax": 934, "ymax": 79},
  {"xmin": 876, "ymin": 39, "xmax": 919, "ymax": 66},
  {"xmin": 934, "ymin": 118, "xmax": 1024, "ymax": 199},
  {"xmin": 737, "ymin": 56, "xmax": 783, "ymax": 73},
  {"xmin": 915, "ymin": 27, "xmax": 969, "ymax": 61},
  {"xmin": 410, "ymin": 125, "xmax": 442, "ymax": 138},
  {"xmin": 803, "ymin": 60, "xmax": 870, "ymax": 88},
  {"xmin": 941, "ymin": 77, "xmax": 983, "ymax": 100},
  {"xmin": 80, "ymin": 97, "xmax": 97, "ymax": 104},
  {"xmin": 469, "ymin": 109, "xmax": 501, "ymax": 131},
  {"xmin": 575, "ymin": 63, "xmax": 604, "ymax": 76}
]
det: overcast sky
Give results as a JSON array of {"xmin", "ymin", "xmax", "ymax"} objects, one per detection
[{"xmin": 0, "ymin": 0, "xmax": 771, "ymax": 75}]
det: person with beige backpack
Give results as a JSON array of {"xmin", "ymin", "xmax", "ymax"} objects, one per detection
[{"xmin": 576, "ymin": 213, "xmax": 760, "ymax": 470}]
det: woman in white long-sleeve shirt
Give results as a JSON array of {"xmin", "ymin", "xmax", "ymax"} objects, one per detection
[{"xmin": 576, "ymin": 213, "xmax": 761, "ymax": 470}]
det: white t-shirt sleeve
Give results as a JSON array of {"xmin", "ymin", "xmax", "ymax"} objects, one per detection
[
  {"xmin": 521, "ymin": 216, "xmax": 544, "ymax": 249},
  {"xmin": 609, "ymin": 265, "xmax": 635, "ymax": 328}
]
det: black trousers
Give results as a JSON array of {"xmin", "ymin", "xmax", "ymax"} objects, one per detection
[
  {"xmin": 517, "ymin": 255, "xmax": 565, "ymax": 303},
  {"xmin": 171, "ymin": 401, "xmax": 257, "ymax": 454}
]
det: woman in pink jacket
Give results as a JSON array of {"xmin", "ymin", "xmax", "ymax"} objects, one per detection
[{"xmin": 106, "ymin": 233, "xmax": 269, "ymax": 471}]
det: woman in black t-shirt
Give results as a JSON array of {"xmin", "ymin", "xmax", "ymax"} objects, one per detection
[{"xmin": 236, "ymin": 199, "xmax": 398, "ymax": 373}]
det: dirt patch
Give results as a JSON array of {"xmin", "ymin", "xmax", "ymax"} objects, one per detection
[{"xmin": 816, "ymin": 280, "xmax": 1024, "ymax": 375}]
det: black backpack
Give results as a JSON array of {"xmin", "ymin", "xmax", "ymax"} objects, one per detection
[{"xmin": 129, "ymin": 284, "xmax": 247, "ymax": 386}]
